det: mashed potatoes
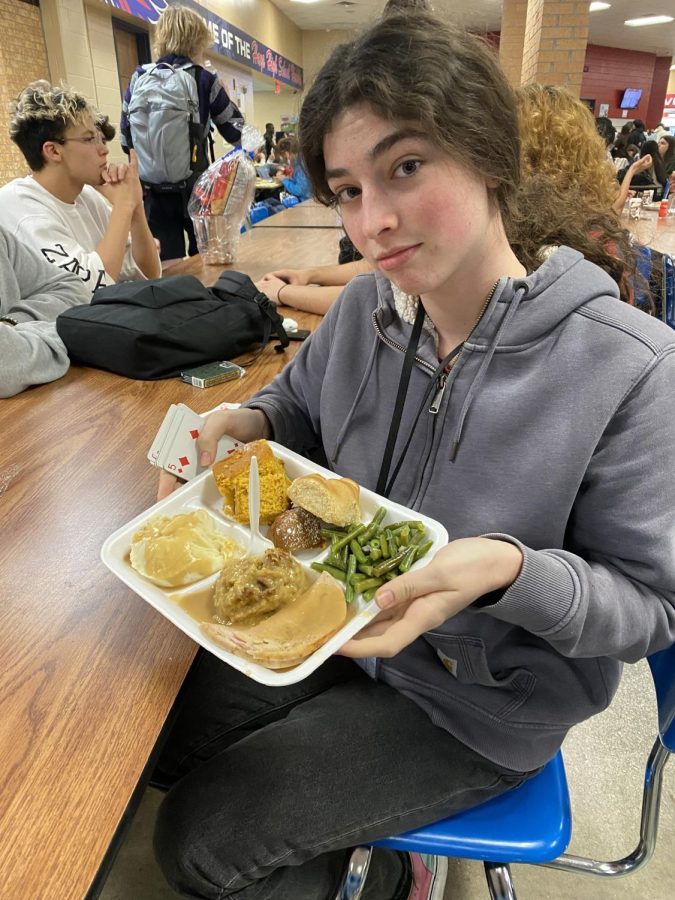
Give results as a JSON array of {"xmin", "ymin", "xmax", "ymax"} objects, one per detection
[{"xmin": 130, "ymin": 510, "xmax": 243, "ymax": 588}]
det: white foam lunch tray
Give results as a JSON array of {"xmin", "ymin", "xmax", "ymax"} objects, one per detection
[{"xmin": 101, "ymin": 442, "xmax": 448, "ymax": 685}]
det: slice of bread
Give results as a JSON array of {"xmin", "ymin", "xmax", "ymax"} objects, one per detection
[
  {"xmin": 287, "ymin": 474, "xmax": 361, "ymax": 527},
  {"xmin": 202, "ymin": 572, "xmax": 347, "ymax": 668}
]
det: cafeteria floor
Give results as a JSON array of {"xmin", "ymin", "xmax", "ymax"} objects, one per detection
[{"xmin": 100, "ymin": 659, "xmax": 673, "ymax": 900}]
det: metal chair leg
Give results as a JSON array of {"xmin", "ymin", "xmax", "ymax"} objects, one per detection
[
  {"xmin": 484, "ymin": 861, "xmax": 517, "ymax": 900},
  {"xmin": 336, "ymin": 846, "xmax": 373, "ymax": 900},
  {"xmin": 542, "ymin": 739, "xmax": 671, "ymax": 878}
]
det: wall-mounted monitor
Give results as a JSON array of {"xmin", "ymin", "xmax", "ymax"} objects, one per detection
[{"xmin": 619, "ymin": 88, "xmax": 643, "ymax": 109}]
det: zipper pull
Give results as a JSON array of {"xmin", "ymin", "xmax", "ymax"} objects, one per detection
[{"xmin": 429, "ymin": 373, "xmax": 447, "ymax": 414}]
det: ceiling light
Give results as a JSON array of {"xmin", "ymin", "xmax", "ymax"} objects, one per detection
[
  {"xmin": 288, "ymin": 0, "xmax": 323, "ymax": 4},
  {"xmin": 624, "ymin": 15, "xmax": 674, "ymax": 26},
  {"xmin": 589, "ymin": 2, "xmax": 611, "ymax": 11}
]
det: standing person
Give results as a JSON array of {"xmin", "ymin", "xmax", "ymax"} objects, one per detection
[
  {"xmin": 153, "ymin": 10, "xmax": 675, "ymax": 900},
  {"xmin": 0, "ymin": 226, "xmax": 90, "ymax": 397},
  {"xmin": 262, "ymin": 122, "xmax": 276, "ymax": 161},
  {"xmin": 0, "ymin": 81, "xmax": 160, "ymax": 295},
  {"xmin": 121, "ymin": 6, "xmax": 244, "ymax": 262}
]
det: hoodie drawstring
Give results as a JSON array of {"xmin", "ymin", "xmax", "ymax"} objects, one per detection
[{"xmin": 449, "ymin": 285, "xmax": 528, "ymax": 461}]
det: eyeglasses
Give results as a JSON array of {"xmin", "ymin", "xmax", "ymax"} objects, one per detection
[{"xmin": 54, "ymin": 134, "xmax": 108, "ymax": 147}]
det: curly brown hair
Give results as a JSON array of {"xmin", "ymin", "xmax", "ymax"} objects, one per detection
[{"xmin": 513, "ymin": 84, "xmax": 637, "ymax": 304}]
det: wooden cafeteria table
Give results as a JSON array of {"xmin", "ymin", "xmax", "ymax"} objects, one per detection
[
  {"xmin": 255, "ymin": 201, "xmax": 343, "ymax": 229},
  {"xmin": 0, "ymin": 225, "xmax": 337, "ymax": 899}
]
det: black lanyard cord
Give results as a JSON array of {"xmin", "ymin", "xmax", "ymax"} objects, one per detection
[{"xmin": 376, "ymin": 299, "xmax": 464, "ymax": 498}]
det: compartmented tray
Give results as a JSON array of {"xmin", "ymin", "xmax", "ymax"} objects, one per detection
[{"xmin": 101, "ymin": 442, "xmax": 448, "ymax": 685}]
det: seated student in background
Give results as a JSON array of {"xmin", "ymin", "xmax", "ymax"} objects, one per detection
[
  {"xmin": 256, "ymin": 258, "xmax": 371, "ymax": 315},
  {"xmin": 274, "ymin": 137, "xmax": 311, "ymax": 201},
  {"xmin": 0, "ymin": 82, "xmax": 160, "ymax": 295},
  {"xmin": 618, "ymin": 140, "xmax": 665, "ymax": 194},
  {"xmin": 516, "ymin": 85, "xmax": 653, "ymax": 238},
  {"xmin": 0, "ymin": 226, "xmax": 90, "ymax": 398}
]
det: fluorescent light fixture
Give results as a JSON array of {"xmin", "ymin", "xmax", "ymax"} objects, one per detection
[
  {"xmin": 590, "ymin": 2, "xmax": 611, "ymax": 11},
  {"xmin": 624, "ymin": 15, "xmax": 674, "ymax": 26}
]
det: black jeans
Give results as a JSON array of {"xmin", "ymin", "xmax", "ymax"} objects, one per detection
[
  {"xmin": 144, "ymin": 187, "xmax": 198, "ymax": 260},
  {"xmin": 154, "ymin": 653, "xmax": 532, "ymax": 900}
]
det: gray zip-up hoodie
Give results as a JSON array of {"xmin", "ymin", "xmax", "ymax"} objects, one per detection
[
  {"xmin": 246, "ymin": 247, "xmax": 675, "ymax": 770},
  {"xmin": 0, "ymin": 227, "xmax": 90, "ymax": 398}
]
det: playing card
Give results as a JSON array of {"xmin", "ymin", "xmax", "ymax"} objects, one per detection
[
  {"xmin": 158, "ymin": 405, "xmax": 204, "ymax": 479},
  {"xmin": 148, "ymin": 402, "xmax": 245, "ymax": 480},
  {"xmin": 147, "ymin": 404, "xmax": 178, "ymax": 466}
]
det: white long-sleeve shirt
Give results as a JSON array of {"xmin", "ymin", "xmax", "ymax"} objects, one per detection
[{"xmin": 0, "ymin": 177, "xmax": 145, "ymax": 296}]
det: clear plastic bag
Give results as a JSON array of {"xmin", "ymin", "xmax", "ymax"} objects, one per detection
[{"xmin": 188, "ymin": 127, "xmax": 261, "ymax": 264}]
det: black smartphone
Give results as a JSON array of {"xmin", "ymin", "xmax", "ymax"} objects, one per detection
[{"xmin": 287, "ymin": 329, "xmax": 311, "ymax": 341}]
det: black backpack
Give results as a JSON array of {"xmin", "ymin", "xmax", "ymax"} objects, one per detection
[{"xmin": 56, "ymin": 271, "xmax": 289, "ymax": 380}]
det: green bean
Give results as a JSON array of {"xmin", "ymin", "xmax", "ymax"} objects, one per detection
[
  {"xmin": 368, "ymin": 547, "xmax": 382, "ymax": 561},
  {"xmin": 344, "ymin": 581, "xmax": 355, "ymax": 604},
  {"xmin": 349, "ymin": 572, "xmax": 369, "ymax": 585},
  {"xmin": 350, "ymin": 539, "xmax": 368, "ymax": 565},
  {"xmin": 414, "ymin": 540, "xmax": 433, "ymax": 561},
  {"xmin": 357, "ymin": 564, "xmax": 375, "ymax": 576},
  {"xmin": 331, "ymin": 535, "xmax": 342, "ymax": 555},
  {"xmin": 397, "ymin": 524, "xmax": 410, "ymax": 546},
  {"xmin": 363, "ymin": 587, "xmax": 379, "ymax": 602},
  {"xmin": 331, "ymin": 523, "xmax": 366, "ymax": 553},
  {"xmin": 386, "ymin": 529, "xmax": 398, "ymax": 558},
  {"xmin": 346, "ymin": 553, "xmax": 357, "ymax": 578},
  {"xmin": 356, "ymin": 577, "xmax": 385, "ymax": 592},
  {"xmin": 379, "ymin": 530, "xmax": 389, "ymax": 559},
  {"xmin": 398, "ymin": 545, "xmax": 418, "ymax": 573},
  {"xmin": 324, "ymin": 554, "xmax": 347, "ymax": 571},
  {"xmin": 389, "ymin": 520, "xmax": 425, "ymax": 533},
  {"xmin": 310, "ymin": 562, "xmax": 347, "ymax": 581},
  {"xmin": 372, "ymin": 550, "xmax": 407, "ymax": 578},
  {"xmin": 384, "ymin": 571, "xmax": 399, "ymax": 581},
  {"xmin": 322, "ymin": 528, "xmax": 348, "ymax": 539},
  {"xmin": 341, "ymin": 543, "xmax": 349, "ymax": 568}
]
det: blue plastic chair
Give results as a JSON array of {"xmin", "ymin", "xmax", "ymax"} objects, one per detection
[
  {"xmin": 249, "ymin": 206, "xmax": 270, "ymax": 225},
  {"xmin": 282, "ymin": 195, "xmax": 300, "ymax": 208},
  {"xmin": 338, "ymin": 643, "xmax": 675, "ymax": 899}
]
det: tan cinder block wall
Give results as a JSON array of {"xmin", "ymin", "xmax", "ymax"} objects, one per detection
[
  {"xmin": 500, "ymin": 0, "xmax": 529, "ymax": 88},
  {"xmin": 85, "ymin": 2, "xmax": 126, "ymax": 162},
  {"xmin": 0, "ymin": 0, "xmax": 50, "ymax": 184},
  {"xmin": 521, "ymin": 0, "xmax": 590, "ymax": 96}
]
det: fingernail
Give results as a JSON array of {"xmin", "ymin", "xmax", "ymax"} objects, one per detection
[
  {"xmin": 200, "ymin": 451, "xmax": 211, "ymax": 466},
  {"xmin": 377, "ymin": 589, "xmax": 394, "ymax": 609}
]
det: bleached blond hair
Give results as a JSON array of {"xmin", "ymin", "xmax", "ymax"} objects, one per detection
[
  {"xmin": 152, "ymin": 7, "xmax": 213, "ymax": 61},
  {"xmin": 9, "ymin": 80, "xmax": 100, "ymax": 170}
]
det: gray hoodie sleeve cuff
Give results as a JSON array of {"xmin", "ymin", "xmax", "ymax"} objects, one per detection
[
  {"xmin": 477, "ymin": 533, "xmax": 578, "ymax": 636},
  {"xmin": 242, "ymin": 397, "xmax": 295, "ymax": 447}
]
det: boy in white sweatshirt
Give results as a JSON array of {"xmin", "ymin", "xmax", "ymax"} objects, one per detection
[{"xmin": 0, "ymin": 81, "xmax": 160, "ymax": 296}]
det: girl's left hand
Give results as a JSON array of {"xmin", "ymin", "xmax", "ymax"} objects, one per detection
[
  {"xmin": 337, "ymin": 538, "xmax": 523, "ymax": 659},
  {"xmin": 254, "ymin": 275, "xmax": 285, "ymax": 303}
]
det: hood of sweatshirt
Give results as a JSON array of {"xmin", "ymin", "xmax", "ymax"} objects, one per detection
[{"xmin": 373, "ymin": 246, "xmax": 620, "ymax": 370}]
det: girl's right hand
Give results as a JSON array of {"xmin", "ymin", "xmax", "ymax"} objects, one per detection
[{"xmin": 156, "ymin": 408, "xmax": 271, "ymax": 500}]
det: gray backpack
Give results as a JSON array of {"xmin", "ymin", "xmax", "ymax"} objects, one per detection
[{"xmin": 127, "ymin": 62, "xmax": 207, "ymax": 187}]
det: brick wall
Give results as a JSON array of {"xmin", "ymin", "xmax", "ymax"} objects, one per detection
[
  {"xmin": 0, "ymin": 0, "xmax": 50, "ymax": 185},
  {"xmin": 580, "ymin": 44, "xmax": 671, "ymax": 125}
]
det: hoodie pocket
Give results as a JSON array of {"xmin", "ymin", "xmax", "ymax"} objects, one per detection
[{"xmin": 426, "ymin": 633, "xmax": 537, "ymax": 719}]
